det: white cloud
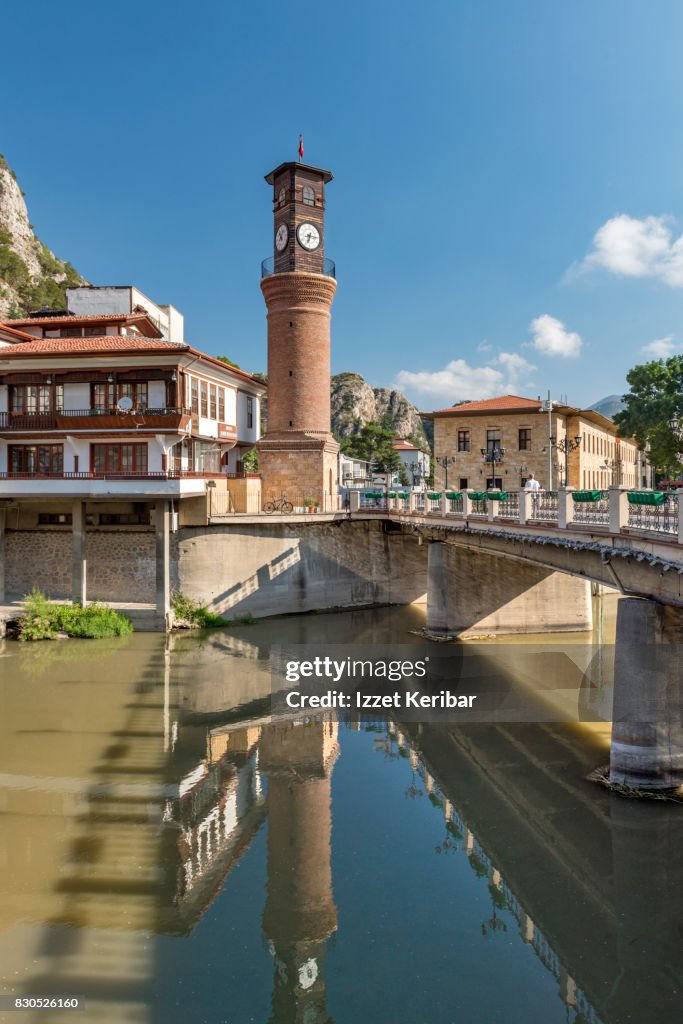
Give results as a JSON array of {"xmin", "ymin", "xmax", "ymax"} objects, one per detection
[
  {"xmin": 642, "ymin": 335, "xmax": 678, "ymax": 358},
  {"xmin": 395, "ymin": 351, "xmax": 536, "ymax": 407},
  {"xmin": 528, "ymin": 314, "xmax": 582, "ymax": 358},
  {"xmin": 575, "ymin": 214, "xmax": 683, "ymax": 287},
  {"xmin": 476, "ymin": 340, "xmax": 493, "ymax": 352}
]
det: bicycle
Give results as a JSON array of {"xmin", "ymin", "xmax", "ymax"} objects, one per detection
[{"xmin": 263, "ymin": 494, "xmax": 294, "ymax": 514}]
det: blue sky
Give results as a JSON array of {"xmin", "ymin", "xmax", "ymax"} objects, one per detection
[{"xmin": 3, "ymin": 0, "xmax": 683, "ymax": 409}]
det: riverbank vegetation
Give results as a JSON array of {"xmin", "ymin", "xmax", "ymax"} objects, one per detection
[
  {"xmin": 17, "ymin": 590, "xmax": 133, "ymax": 641},
  {"xmin": 171, "ymin": 592, "xmax": 254, "ymax": 629}
]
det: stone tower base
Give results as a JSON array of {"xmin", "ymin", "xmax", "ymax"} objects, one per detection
[{"xmin": 258, "ymin": 433, "xmax": 340, "ymax": 512}]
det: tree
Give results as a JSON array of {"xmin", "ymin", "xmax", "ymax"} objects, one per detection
[
  {"xmin": 341, "ymin": 422, "xmax": 400, "ymax": 475},
  {"xmin": 242, "ymin": 448, "xmax": 259, "ymax": 473},
  {"xmin": 614, "ymin": 356, "xmax": 683, "ymax": 476}
]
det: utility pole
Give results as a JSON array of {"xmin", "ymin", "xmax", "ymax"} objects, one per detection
[{"xmin": 540, "ymin": 390, "xmax": 554, "ymax": 490}]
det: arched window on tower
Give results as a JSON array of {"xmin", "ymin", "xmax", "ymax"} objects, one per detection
[{"xmin": 302, "ymin": 185, "xmax": 315, "ymax": 206}]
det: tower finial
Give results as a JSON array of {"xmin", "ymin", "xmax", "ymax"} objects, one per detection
[{"xmin": 298, "ymin": 133, "xmax": 304, "ymax": 162}]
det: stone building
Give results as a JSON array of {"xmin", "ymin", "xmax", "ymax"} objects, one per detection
[{"xmin": 424, "ymin": 394, "xmax": 646, "ymax": 491}]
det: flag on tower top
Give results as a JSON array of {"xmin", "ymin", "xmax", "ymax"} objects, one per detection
[{"xmin": 298, "ymin": 134, "xmax": 304, "ymax": 160}]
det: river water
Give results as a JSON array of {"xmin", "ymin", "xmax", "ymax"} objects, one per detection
[{"xmin": 0, "ymin": 600, "xmax": 682, "ymax": 1024}]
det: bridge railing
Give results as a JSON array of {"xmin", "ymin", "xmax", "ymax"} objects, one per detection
[
  {"xmin": 570, "ymin": 490, "xmax": 610, "ymax": 526},
  {"xmin": 382, "ymin": 486, "xmax": 683, "ymax": 545},
  {"xmin": 626, "ymin": 492, "xmax": 679, "ymax": 536},
  {"xmin": 530, "ymin": 490, "xmax": 559, "ymax": 523}
]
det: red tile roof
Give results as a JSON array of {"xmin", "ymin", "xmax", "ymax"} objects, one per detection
[
  {"xmin": 0, "ymin": 322, "xmax": 36, "ymax": 342},
  {"xmin": 0, "ymin": 336, "xmax": 188, "ymax": 356},
  {"xmin": 430, "ymin": 394, "xmax": 542, "ymax": 415},
  {"xmin": 0, "ymin": 335, "xmax": 268, "ymax": 388},
  {"xmin": 10, "ymin": 313, "xmax": 156, "ymax": 326}
]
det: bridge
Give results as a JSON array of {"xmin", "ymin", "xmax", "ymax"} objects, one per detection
[{"xmin": 186, "ymin": 486, "xmax": 683, "ymax": 796}]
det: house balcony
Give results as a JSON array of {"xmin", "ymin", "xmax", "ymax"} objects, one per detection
[
  {"xmin": 0, "ymin": 469, "xmax": 225, "ymax": 500},
  {"xmin": 0, "ymin": 408, "xmax": 192, "ymax": 433}
]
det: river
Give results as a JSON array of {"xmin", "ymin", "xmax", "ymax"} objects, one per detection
[{"xmin": 0, "ymin": 598, "xmax": 681, "ymax": 1024}]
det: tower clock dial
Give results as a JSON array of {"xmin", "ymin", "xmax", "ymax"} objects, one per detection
[
  {"xmin": 296, "ymin": 222, "xmax": 321, "ymax": 251},
  {"xmin": 275, "ymin": 223, "xmax": 289, "ymax": 251}
]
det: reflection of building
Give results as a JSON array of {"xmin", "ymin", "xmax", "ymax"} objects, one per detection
[
  {"xmin": 164, "ymin": 723, "xmax": 265, "ymax": 934},
  {"xmin": 260, "ymin": 718, "xmax": 339, "ymax": 1024}
]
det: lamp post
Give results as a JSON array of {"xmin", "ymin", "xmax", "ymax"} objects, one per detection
[
  {"xmin": 481, "ymin": 446, "xmax": 505, "ymax": 489},
  {"xmin": 601, "ymin": 457, "xmax": 622, "ymax": 486},
  {"xmin": 406, "ymin": 459, "xmax": 424, "ymax": 489},
  {"xmin": 435, "ymin": 454, "xmax": 456, "ymax": 490},
  {"xmin": 539, "ymin": 390, "xmax": 555, "ymax": 490},
  {"xmin": 551, "ymin": 434, "xmax": 582, "ymax": 488}
]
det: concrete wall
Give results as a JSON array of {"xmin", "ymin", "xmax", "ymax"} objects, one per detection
[
  {"xmin": 176, "ymin": 519, "xmax": 427, "ymax": 618},
  {"xmin": 427, "ymin": 540, "xmax": 593, "ymax": 636}
]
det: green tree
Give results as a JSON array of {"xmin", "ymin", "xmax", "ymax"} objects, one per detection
[
  {"xmin": 614, "ymin": 356, "xmax": 683, "ymax": 476},
  {"xmin": 341, "ymin": 422, "xmax": 400, "ymax": 474},
  {"xmin": 242, "ymin": 448, "xmax": 259, "ymax": 473}
]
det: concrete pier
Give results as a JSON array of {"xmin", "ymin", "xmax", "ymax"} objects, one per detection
[
  {"xmin": 610, "ymin": 598, "xmax": 683, "ymax": 790},
  {"xmin": 426, "ymin": 541, "xmax": 593, "ymax": 636}
]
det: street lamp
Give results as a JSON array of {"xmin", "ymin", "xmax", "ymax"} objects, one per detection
[
  {"xmin": 550, "ymin": 434, "xmax": 581, "ymax": 488},
  {"xmin": 601, "ymin": 457, "xmax": 622, "ymax": 486},
  {"xmin": 435, "ymin": 454, "xmax": 456, "ymax": 490},
  {"xmin": 481, "ymin": 445, "xmax": 505, "ymax": 489},
  {"xmin": 406, "ymin": 459, "xmax": 424, "ymax": 488}
]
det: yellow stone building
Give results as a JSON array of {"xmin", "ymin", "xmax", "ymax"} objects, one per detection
[{"xmin": 424, "ymin": 394, "xmax": 646, "ymax": 492}]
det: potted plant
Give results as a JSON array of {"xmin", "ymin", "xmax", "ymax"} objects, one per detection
[{"xmin": 303, "ymin": 496, "xmax": 316, "ymax": 513}]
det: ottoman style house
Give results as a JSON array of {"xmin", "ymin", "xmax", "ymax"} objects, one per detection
[{"xmin": 0, "ymin": 288, "xmax": 265, "ymax": 624}]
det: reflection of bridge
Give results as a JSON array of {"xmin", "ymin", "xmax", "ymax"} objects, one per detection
[{"xmin": 389, "ymin": 718, "xmax": 683, "ymax": 1024}]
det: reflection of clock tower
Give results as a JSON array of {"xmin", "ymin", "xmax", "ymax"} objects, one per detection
[{"xmin": 258, "ymin": 161, "xmax": 339, "ymax": 509}]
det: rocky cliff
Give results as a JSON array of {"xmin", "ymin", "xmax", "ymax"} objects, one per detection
[
  {"xmin": 0, "ymin": 153, "xmax": 85, "ymax": 318},
  {"xmin": 331, "ymin": 372, "xmax": 428, "ymax": 444}
]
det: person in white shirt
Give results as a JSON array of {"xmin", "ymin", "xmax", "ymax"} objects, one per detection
[{"xmin": 524, "ymin": 473, "xmax": 541, "ymax": 492}]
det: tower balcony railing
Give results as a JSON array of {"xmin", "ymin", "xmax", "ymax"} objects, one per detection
[{"xmin": 261, "ymin": 256, "xmax": 336, "ymax": 279}]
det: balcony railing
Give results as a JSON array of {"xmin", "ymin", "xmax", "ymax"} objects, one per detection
[
  {"xmin": 261, "ymin": 256, "xmax": 336, "ymax": 279},
  {"xmin": 0, "ymin": 470, "xmax": 226, "ymax": 480},
  {"xmin": 0, "ymin": 408, "xmax": 191, "ymax": 430}
]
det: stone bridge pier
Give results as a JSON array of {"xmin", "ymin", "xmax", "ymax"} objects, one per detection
[
  {"xmin": 426, "ymin": 540, "xmax": 593, "ymax": 637},
  {"xmin": 610, "ymin": 598, "xmax": 683, "ymax": 790}
]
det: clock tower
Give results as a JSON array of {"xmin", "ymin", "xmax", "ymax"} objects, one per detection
[{"xmin": 257, "ymin": 160, "xmax": 339, "ymax": 509}]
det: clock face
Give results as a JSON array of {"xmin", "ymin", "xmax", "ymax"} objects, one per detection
[
  {"xmin": 275, "ymin": 223, "xmax": 289, "ymax": 251},
  {"xmin": 296, "ymin": 222, "xmax": 321, "ymax": 251}
]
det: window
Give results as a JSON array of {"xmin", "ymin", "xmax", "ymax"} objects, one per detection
[
  {"xmin": 486, "ymin": 476, "xmax": 503, "ymax": 490},
  {"xmin": 459, "ymin": 477, "xmax": 468, "ymax": 490},
  {"xmin": 83, "ymin": 325, "xmax": 103, "ymax": 337},
  {"xmin": 247, "ymin": 396, "xmax": 254, "ymax": 429},
  {"xmin": 518, "ymin": 428, "xmax": 531, "ymax": 451},
  {"xmin": 218, "ymin": 388, "xmax": 225, "ymax": 422},
  {"xmin": 99, "ymin": 512, "xmax": 150, "ymax": 526},
  {"xmin": 457, "ymin": 429, "xmax": 470, "ymax": 452},
  {"xmin": 38, "ymin": 513, "xmax": 72, "ymax": 525},
  {"xmin": 91, "ymin": 443, "xmax": 148, "ymax": 475},
  {"xmin": 486, "ymin": 429, "xmax": 501, "ymax": 452},
  {"xmin": 302, "ymin": 185, "xmax": 315, "ymax": 206},
  {"xmin": 200, "ymin": 381, "xmax": 208, "ymax": 418},
  {"xmin": 10, "ymin": 385, "xmax": 53, "ymax": 414},
  {"xmin": 209, "ymin": 384, "xmax": 217, "ymax": 419},
  {"xmin": 91, "ymin": 382, "xmax": 148, "ymax": 412},
  {"xmin": 9, "ymin": 444, "xmax": 63, "ymax": 475},
  {"xmin": 191, "ymin": 378, "xmax": 199, "ymax": 414}
]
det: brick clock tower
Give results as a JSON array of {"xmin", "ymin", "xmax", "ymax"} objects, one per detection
[{"xmin": 258, "ymin": 160, "xmax": 339, "ymax": 509}]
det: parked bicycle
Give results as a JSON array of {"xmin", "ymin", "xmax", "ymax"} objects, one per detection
[{"xmin": 263, "ymin": 494, "xmax": 294, "ymax": 514}]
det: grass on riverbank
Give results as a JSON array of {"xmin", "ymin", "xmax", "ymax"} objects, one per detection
[
  {"xmin": 171, "ymin": 592, "xmax": 254, "ymax": 629},
  {"xmin": 17, "ymin": 590, "xmax": 133, "ymax": 641}
]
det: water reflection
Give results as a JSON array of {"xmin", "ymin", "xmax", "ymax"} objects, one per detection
[{"xmin": 0, "ymin": 599, "xmax": 681, "ymax": 1024}]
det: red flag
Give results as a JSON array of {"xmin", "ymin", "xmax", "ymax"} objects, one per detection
[{"xmin": 298, "ymin": 134, "xmax": 304, "ymax": 160}]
